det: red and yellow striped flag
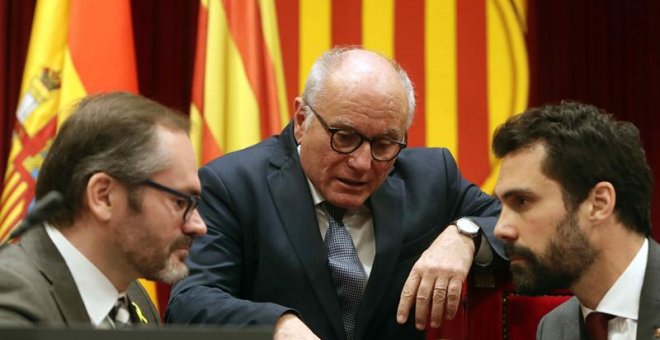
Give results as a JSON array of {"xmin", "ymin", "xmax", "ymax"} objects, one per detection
[
  {"xmin": 276, "ymin": 0, "xmax": 528, "ymax": 193},
  {"xmin": 191, "ymin": 0, "xmax": 289, "ymax": 164},
  {"xmin": 0, "ymin": 0, "xmax": 161, "ymax": 311}
]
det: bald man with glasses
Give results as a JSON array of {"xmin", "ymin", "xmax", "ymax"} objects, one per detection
[
  {"xmin": 167, "ymin": 47, "xmax": 503, "ymax": 340},
  {"xmin": 0, "ymin": 92, "xmax": 207, "ymax": 327}
]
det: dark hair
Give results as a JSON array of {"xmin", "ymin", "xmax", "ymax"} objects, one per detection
[
  {"xmin": 492, "ymin": 101, "xmax": 653, "ymax": 236},
  {"xmin": 35, "ymin": 92, "xmax": 190, "ymax": 226}
]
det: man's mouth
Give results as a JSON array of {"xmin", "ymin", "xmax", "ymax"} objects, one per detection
[{"xmin": 337, "ymin": 177, "xmax": 367, "ymax": 187}]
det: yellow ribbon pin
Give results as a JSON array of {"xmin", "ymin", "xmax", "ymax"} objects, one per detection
[{"xmin": 131, "ymin": 302, "xmax": 149, "ymax": 324}]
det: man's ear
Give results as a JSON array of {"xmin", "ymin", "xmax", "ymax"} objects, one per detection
[
  {"xmin": 293, "ymin": 97, "xmax": 306, "ymax": 143},
  {"xmin": 588, "ymin": 181, "xmax": 616, "ymax": 224},
  {"xmin": 85, "ymin": 172, "xmax": 116, "ymax": 222}
]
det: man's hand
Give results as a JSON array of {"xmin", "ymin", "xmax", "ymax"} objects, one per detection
[
  {"xmin": 396, "ymin": 225, "xmax": 474, "ymax": 330},
  {"xmin": 273, "ymin": 313, "xmax": 320, "ymax": 340}
]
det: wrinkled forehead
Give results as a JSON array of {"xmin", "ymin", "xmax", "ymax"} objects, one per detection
[{"xmin": 324, "ymin": 71, "xmax": 408, "ymax": 115}]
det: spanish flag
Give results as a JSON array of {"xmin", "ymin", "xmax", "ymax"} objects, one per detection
[
  {"xmin": 0, "ymin": 0, "xmax": 137, "ymax": 240},
  {"xmin": 0, "ymin": 0, "xmax": 160, "ymax": 311}
]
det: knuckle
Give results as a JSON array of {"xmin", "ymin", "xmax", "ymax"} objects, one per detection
[
  {"xmin": 401, "ymin": 287, "xmax": 416, "ymax": 298},
  {"xmin": 432, "ymin": 292, "xmax": 446, "ymax": 303},
  {"xmin": 446, "ymin": 292, "xmax": 460, "ymax": 305}
]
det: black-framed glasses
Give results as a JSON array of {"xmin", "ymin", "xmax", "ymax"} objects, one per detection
[
  {"xmin": 141, "ymin": 179, "xmax": 200, "ymax": 222},
  {"xmin": 305, "ymin": 103, "xmax": 407, "ymax": 162}
]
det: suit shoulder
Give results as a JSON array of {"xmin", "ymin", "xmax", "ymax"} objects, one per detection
[
  {"xmin": 0, "ymin": 244, "xmax": 55, "ymax": 324},
  {"xmin": 537, "ymin": 297, "xmax": 580, "ymax": 339},
  {"xmin": 543, "ymin": 296, "xmax": 579, "ymax": 321},
  {"xmin": 397, "ymin": 147, "xmax": 453, "ymax": 160},
  {"xmin": 204, "ymin": 135, "xmax": 287, "ymax": 171},
  {"xmin": 0, "ymin": 244, "xmax": 41, "ymax": 280},
  {"xmin": 392, "ymin": 147, "xmax": 458, "ymax": 178}
]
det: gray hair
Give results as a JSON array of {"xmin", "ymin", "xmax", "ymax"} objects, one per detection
[{"xmin": 301, "ymin": 47, "xmax": 415, "ymax": 129}]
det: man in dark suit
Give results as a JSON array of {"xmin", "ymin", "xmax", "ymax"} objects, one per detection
[
  {"xmin": 0, "ymin": 92, "xmax": 207, "ymax": 327},
  {"xmin": 492, "ymin": 102, "xmax": 660, "ymax": 339},
  {"xmin": 166, "ymin": 47, "xmax": 503, "ymax": 339}
]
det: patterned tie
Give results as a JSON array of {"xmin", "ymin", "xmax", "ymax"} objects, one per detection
[
  {"xmin": 109, "ymin": 296, "xmax": 132, "ymax": 329},
  {"xmin": 321, "ymin": 202, "xmax": 367, "ymax": 340},
  {"xmin": 585, "ymin": 311, "xmax": 614, "ymax": 340}
]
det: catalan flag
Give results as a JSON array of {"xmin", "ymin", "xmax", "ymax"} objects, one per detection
[
  {"xmin": 193, "ymin": 0, "xmax": 528, "ymax": 192},
  {"xmin": 279, "ymin": 0, "xmax": 528, "ymax": 192},
  {"xmin": 191, "ymin": 0, "xmax": 289, "ymax": 164}
]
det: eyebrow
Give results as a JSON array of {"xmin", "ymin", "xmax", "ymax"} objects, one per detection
[
  {"xmin": 495, "ymin": 187, "xmax": 535, "ymax": 201},
  {"xmin": 332, "ymin": 120, "xmax": 404, "ymax": 140}
]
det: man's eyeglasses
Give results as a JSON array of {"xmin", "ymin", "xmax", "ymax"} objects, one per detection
[
  {"xmin": 305, "ymin": 103, "xmax": 407, "ymax": 162},
  {"xmin": 141, "ymin": 179, "xmax": 201, "ymax": 222}
]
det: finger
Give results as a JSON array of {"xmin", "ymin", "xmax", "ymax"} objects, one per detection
[
  {"xmin": 413, "ymin": 277, "xmax": 436, "ymax": 330},
  {"xmin": 444, "ymin": 278, "xmax": 463, "ymax": 320},
  {"xmin": 397, "ymin": 271, "xmax": 421, "ymax": 324},
  {"xmin": 430, "ymin": 285, "xmax": 448, "ymax": 328}
]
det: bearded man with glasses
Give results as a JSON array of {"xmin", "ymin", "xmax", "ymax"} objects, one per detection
[
  {"xmin": 0, "ymin": 92, "xmax": 207, "ymax": 328},
  {"xmin": 167, "ymin": 47, "xmax": 503, "ymax": 340}
]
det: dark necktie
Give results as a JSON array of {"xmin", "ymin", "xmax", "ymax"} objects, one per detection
[
  {"xmin": 109, "ymin": 296, "xmax": 132, "ymax": 329},
  {"xmin": 321, "ymin": 202, "xmax": 367, "ymax": 340},
  {"xmin": 585, "ymin": 311, "xmax": 614, "ymax": 340}
]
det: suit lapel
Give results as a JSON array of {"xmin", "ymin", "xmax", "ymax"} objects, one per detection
[
  {"xmin": 268, "ymin": 125, "xmax": 345, "ymax": 339},
  {"xmin": 127, "ymin": 281, "xmax": 160, "ymax": 325},
  {"xmin": 638, "ymin": 239, "xmax": 660, "ymax": 339},
  {"xmin": 354, "ymin": 177, "xmax": 405, "ymax": 340},
  {"xmin": 21, "ymin": 226, "xmax": 90, "ymax": 324}
]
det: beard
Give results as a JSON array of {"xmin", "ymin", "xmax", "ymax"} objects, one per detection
[
  {"xmin": 505, "ymin": 211, "xmax": 597, "ymax": 295},
  {"xmin": 119, "ymin": 190, "xmax": 195, "ymax": 285},
  {"xmin": 151, "ymin": 235, "xmax": 193, "ymax": 284},
  {"xmin": 153, "ymin": 254, "xmax": 190, "ymax": 284},
  {"xmin": 136, "ymin": 234, "xmax": 193, "ymax": 285},
  {"xmin": 117, "ymin": 210, "xmax": 194, "ymax": 285}
]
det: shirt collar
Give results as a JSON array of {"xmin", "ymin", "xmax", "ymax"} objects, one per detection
[
  {"xmin": 581, "ymin": 238, "xmax": 648, "ymax": 320},
  {"xmin": 45, "ymin": 224, "xmax": 122, "ymax": 326}
]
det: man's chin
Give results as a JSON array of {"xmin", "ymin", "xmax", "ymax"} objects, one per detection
[
  {"xmin": 325, "ymin": 193, "xmax": 368, "ymax": 210},
  {"xmin": 511, "ymin": 268, "xmax": 545, "ymax": 295},
  {"xmin": 511, "ymin": 268, "xmax": 571, "ymax": 296},
  {"xmin": 149, "ymin": 258, "xmax": 189, "ymax": 284}
]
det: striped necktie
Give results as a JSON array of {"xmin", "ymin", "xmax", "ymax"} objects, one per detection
[{"xmin": 109, "ymin": 295, "xmax": 132, "ymax": 329}]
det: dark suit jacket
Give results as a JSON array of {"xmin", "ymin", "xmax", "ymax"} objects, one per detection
[
  {"xmin": 166, "ymin": 123, "xmax": 503, "ymax": 339},
  {"xmin": 536, "ymin": 238, "xmax": 660, "ymax": 340},
  {"xmin": 0, "ymin": 226, "xmax": 160, "ymax": 327}
]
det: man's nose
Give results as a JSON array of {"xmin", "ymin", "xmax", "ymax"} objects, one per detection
[
  {"xmin": 494, "ymin": 210, "xmax": 517, "ymax": 241},
  {"xmin": 184, "ymin": 209, "xmax": 207, "ymax": 236},
  {"xmin": 347, "ymin": 141, "xmax": 373, "ymax": 170}
]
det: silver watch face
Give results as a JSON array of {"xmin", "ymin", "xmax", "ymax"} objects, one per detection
[{"xmin": 456, "ymin": 218, "xmax": 479, "ymax": 236}]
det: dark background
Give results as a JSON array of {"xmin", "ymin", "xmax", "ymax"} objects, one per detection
[{"xmin": 1, "ymin": 0, "xmax": 659, "ymax": 239}]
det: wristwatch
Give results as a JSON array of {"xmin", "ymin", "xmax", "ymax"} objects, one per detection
[{"xmin": 453, "ymin": 217, "xmax": 482, "ymax": 254}]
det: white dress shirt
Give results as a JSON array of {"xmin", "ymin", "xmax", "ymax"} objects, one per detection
[
  {"xmin": 306, "ymin": 178, "xmax": 376, "ymax": 278},
  {"xmin": 580, "ymin": 239, "xmax": 648, "ymax": 340},
  {"xmin": 45, "ymin": 224, "xmax": 124, "ymax": 327}
]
